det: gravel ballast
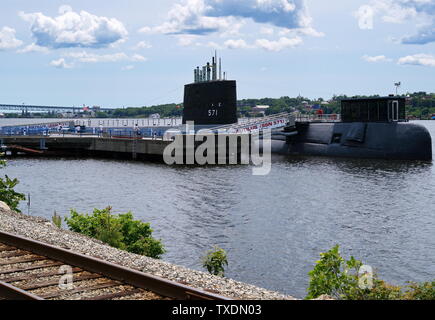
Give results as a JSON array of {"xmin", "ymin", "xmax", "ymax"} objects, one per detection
[{"xmin": 0, "ymin": 204, "xmax": 296, "ymax": 300}]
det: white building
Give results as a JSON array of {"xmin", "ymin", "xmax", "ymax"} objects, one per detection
[{"xmin": 251, "ymin": 105, "xmax": 270, "ymax": 116}]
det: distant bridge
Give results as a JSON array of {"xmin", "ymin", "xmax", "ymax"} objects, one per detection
[{"xmin": 0, "ymin": 104, "xmax": 114, "ymax": 114}]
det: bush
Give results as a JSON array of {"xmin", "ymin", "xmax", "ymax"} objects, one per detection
[
  {"xmin": 403, "ymin": 282, "xmax": 435, "ymax": 300},
  {"xmin": 65, "ymin": 207, "xmax": 165, "ymax": 259},
  {"xmin": 306, "ymin": 245, "xmax": 362, "ymax": 299},
  {"xmin": 307, "ymin": 245, "xmax": 435, "ymax": 300},
  {"xmin": 0, "ymin": 157, "xmax": 26, "ymax": 212},
  {"xmin": 202, "ymin": 246, "xmax": 228, "ymax": 277}
]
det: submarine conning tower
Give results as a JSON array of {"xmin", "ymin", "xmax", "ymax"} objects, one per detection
[
  {"xmin": 183, "ymin": 53, "xmax": 237, "ymax": 126},
  {"xmin": 340, "ymin": 96, "xmax": 406, "ymax": 122}
]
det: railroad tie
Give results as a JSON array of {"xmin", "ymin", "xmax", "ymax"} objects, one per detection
[
  {"xmin": 18, "ymin": 273, "xmax": 103, "ymax": 291},
  {"xmin": 0, "ymin": 262, "xmax": 63, "ymax": 275},
  {"xmin": 39, "ymin": 280, "xmax": 122, "ymax": 299}
]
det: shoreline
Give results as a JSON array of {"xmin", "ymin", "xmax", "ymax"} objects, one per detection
[{"xmin": 0, "ymin": 203, "xmax": 297, "ymax": 300}]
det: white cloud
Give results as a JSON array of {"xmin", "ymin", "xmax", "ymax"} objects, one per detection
[
  {"xmin": 398, "ymin": 54, "xmax": 435, "ymax": 67},
  {"xmin": 63, "ymin": 51, "xmax": 147, "ymax": 63},
  {"xmin": 141, "ymin": 0, "xmax": 320, "ymax": 37},
  {"xmin": 132, "ymin": 54, "xmax": 147, "ymax": 62},
  {"xmin": 138, "ymin": 26, "xmax": 152, "ymax": 34},
  {"xmin": 224, "ymin": 39, "xmax": 250, "ymax": 49},
  {"xmin": 0, "ymin": 27, "xmax": 23, "ymax": 50},
  {"xmin": 50, "ymin": 58, "xmax": 73, "ymax": 69},
  {"xmin": 255, "ymin": 36, "xmax": 302, "ymax": 51},
  {"xmin": 205, "ymin": 0, "xmax": 314, "ymax": 30},
  {"xmin": 298, "ymin": 26, "xmax": 324, "ymax": 37},
  {"xmin": 135, "ymin": 41, "xmax": 152, "ymax": 49},
  {"xmin": 65, "ymin": 52, "xmax": 127, "ymax": 63},
  {"xmin": 19, "ymin": 6, "xmax": 128, "ymax": 49},
  {"xmin": 54, "ymin": 51, "xmax": 147, "ymax": 69},
  {"xmin": 17, "ymin": 43, "xmax": 50, "ymax": 54},
  {"xmin": 356, "ymin": 0, "xmax": 435, "ymax": 44},
  {"xmin": 260, "ymin": 27, "xmax": 274, "ymax": 35},
  {"xmin": 58, "ymin": 5, "xmax": 73, "ymax": 15},
  {"xmin": 206, "ymin": 41, "xmax": 222, "ymax": 49},
  {"xmin": 362, "ymin": 54, "xmax": 392, "ymax": 62},
  {"xmin": 177, "ymin": 35, "xmax": 200, "ymax": 46}
]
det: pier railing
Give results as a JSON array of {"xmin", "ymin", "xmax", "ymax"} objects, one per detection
[
  {"xmin": 0, "ymin": 127, "xmax": 164, "ymax": 139},
  {"xmin": 208, "ymin": 112, "xmax": 293, "ymax": 133},
  {"xmin": 295, "ymin": 113, "xmax": 341, "ymax": 122}
]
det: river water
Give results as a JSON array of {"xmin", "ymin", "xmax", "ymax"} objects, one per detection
[{"xmin": 1, "ymin": 121, "xmax": 434, "ymax": 298}]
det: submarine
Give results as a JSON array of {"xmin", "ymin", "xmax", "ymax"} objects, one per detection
[
  {"xmin": 272, "ymin": 97, "xmax": 432, "ymax": 161},
  {"xmin": 182, "ymin": 55, "xmax": 432, "ymax": 161}
]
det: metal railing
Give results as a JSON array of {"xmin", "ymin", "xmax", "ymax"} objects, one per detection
[
  {"xmin": 0, "ymin": 127, "xmax": 165, "ymax": 139},
  {"xmin": 295, "ymin": 113, "xmax": 341, "ymax": 122},
  {"xmin": 208, "ymin": 112, "xmax": 292, "ymax": 133}
]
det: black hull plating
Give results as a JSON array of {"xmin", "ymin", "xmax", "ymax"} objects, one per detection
[{"xmin": 272, "ymin": 122, "xmax": 432, "ymax": 161}]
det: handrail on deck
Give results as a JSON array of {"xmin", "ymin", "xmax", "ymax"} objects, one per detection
[
  {"xmin": 295, "ymin": 113, "xmax": 341, "ymax": 122},
  {"xmin": 209, "ymin": 112, "xmax": 292, "ymax": 132}
]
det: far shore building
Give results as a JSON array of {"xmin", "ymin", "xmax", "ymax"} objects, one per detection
[{"xmin": 251, "ymin": 105, "xmax": 270, "ymax": 116}]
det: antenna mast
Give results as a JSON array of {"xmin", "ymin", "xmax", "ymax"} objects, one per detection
[{"xmin": 394, "ymin": 81, "xmax": 401, "ymax": 95}]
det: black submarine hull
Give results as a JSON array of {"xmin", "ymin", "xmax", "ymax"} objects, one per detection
[{"xmin": 271, "ymin": 122, "xmax": 432, "ymax": 161}]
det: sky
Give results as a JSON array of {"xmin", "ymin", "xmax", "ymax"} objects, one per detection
[{"xmin": 0, "ymin": 0, "xmax": 434, "ymax": 108}]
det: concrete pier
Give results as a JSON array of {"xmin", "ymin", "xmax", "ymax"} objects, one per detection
[
  {"xmin": 0, "ymin": 134, "xmax": 251, "ymax": 163},
  {"xmin": 0, "ymin": 136, "xmax": 171, "ymax": 161}
]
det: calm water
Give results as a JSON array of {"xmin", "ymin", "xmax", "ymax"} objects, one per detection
[{"xmin": 2, "ymin": 121, "xmax": 435, "ymax": 298}]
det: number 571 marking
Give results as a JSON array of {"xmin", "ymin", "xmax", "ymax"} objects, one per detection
[{"xmin": 208, "ymin": 109, "xmax": 218, "ymax": 117}]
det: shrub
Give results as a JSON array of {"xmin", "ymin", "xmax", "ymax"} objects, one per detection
[
  {"xmin": 307, "ymin": 245, "xmax": 434, "ymax": 300},
  {"xmin": 202, "ymin": 246, "xmax": 228, "ymax": 277},
  {"xmin": 306, "ymin": 245, "xmax": 362, "ymax": 299},
  {"xmin": 0, "ymin": 157, "xmax": 26, "ymax": 212},
  {"xmin": 65, "ymin": 207, "xmax": 165, "ymax": 259},
  {"xmin": 404, "ymin": 282, "xmax": 435, "ymax": 300}
]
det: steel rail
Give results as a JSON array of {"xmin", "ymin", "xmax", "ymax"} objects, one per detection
[
  {"xmin": 0, "ymin": 231, "xmax": 231, "ymax": 301},
  {"xmin": 0, "ymin": 280, "xmax": 44, "ymax": 300}
]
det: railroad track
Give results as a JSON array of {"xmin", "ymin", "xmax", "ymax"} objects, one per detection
[{"xmin": 0, "ymin": 231, "xmax": 231, "ymax": 301}]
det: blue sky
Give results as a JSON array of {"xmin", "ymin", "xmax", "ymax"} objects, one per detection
[{"xmin": 0, "ymin": 0, "xmax": 434, "ymax": 108}]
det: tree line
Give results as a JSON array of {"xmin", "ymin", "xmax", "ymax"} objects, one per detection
[
  {"xmin": 3, "ymin": 92, "xmax": 434, "ymax": 119},
  {"xmin": 104, "ymin": 92, "xmax": 435, "ymax": 119}
]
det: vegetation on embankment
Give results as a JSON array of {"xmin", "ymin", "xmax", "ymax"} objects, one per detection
[
  {"xmin": 307, "ymin": 245, "xmax": 434, "ymax": 300},
  {"xmin": 0, "ymin": 155, "xmax": 25, "ymax": 212},
  {"xmin": 63, "ymin": 207, "xmax": 165, "ymax": 259},
  {"xmin": 202, "ymin": 246, "xmax": 228, "ymax": 277}
]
